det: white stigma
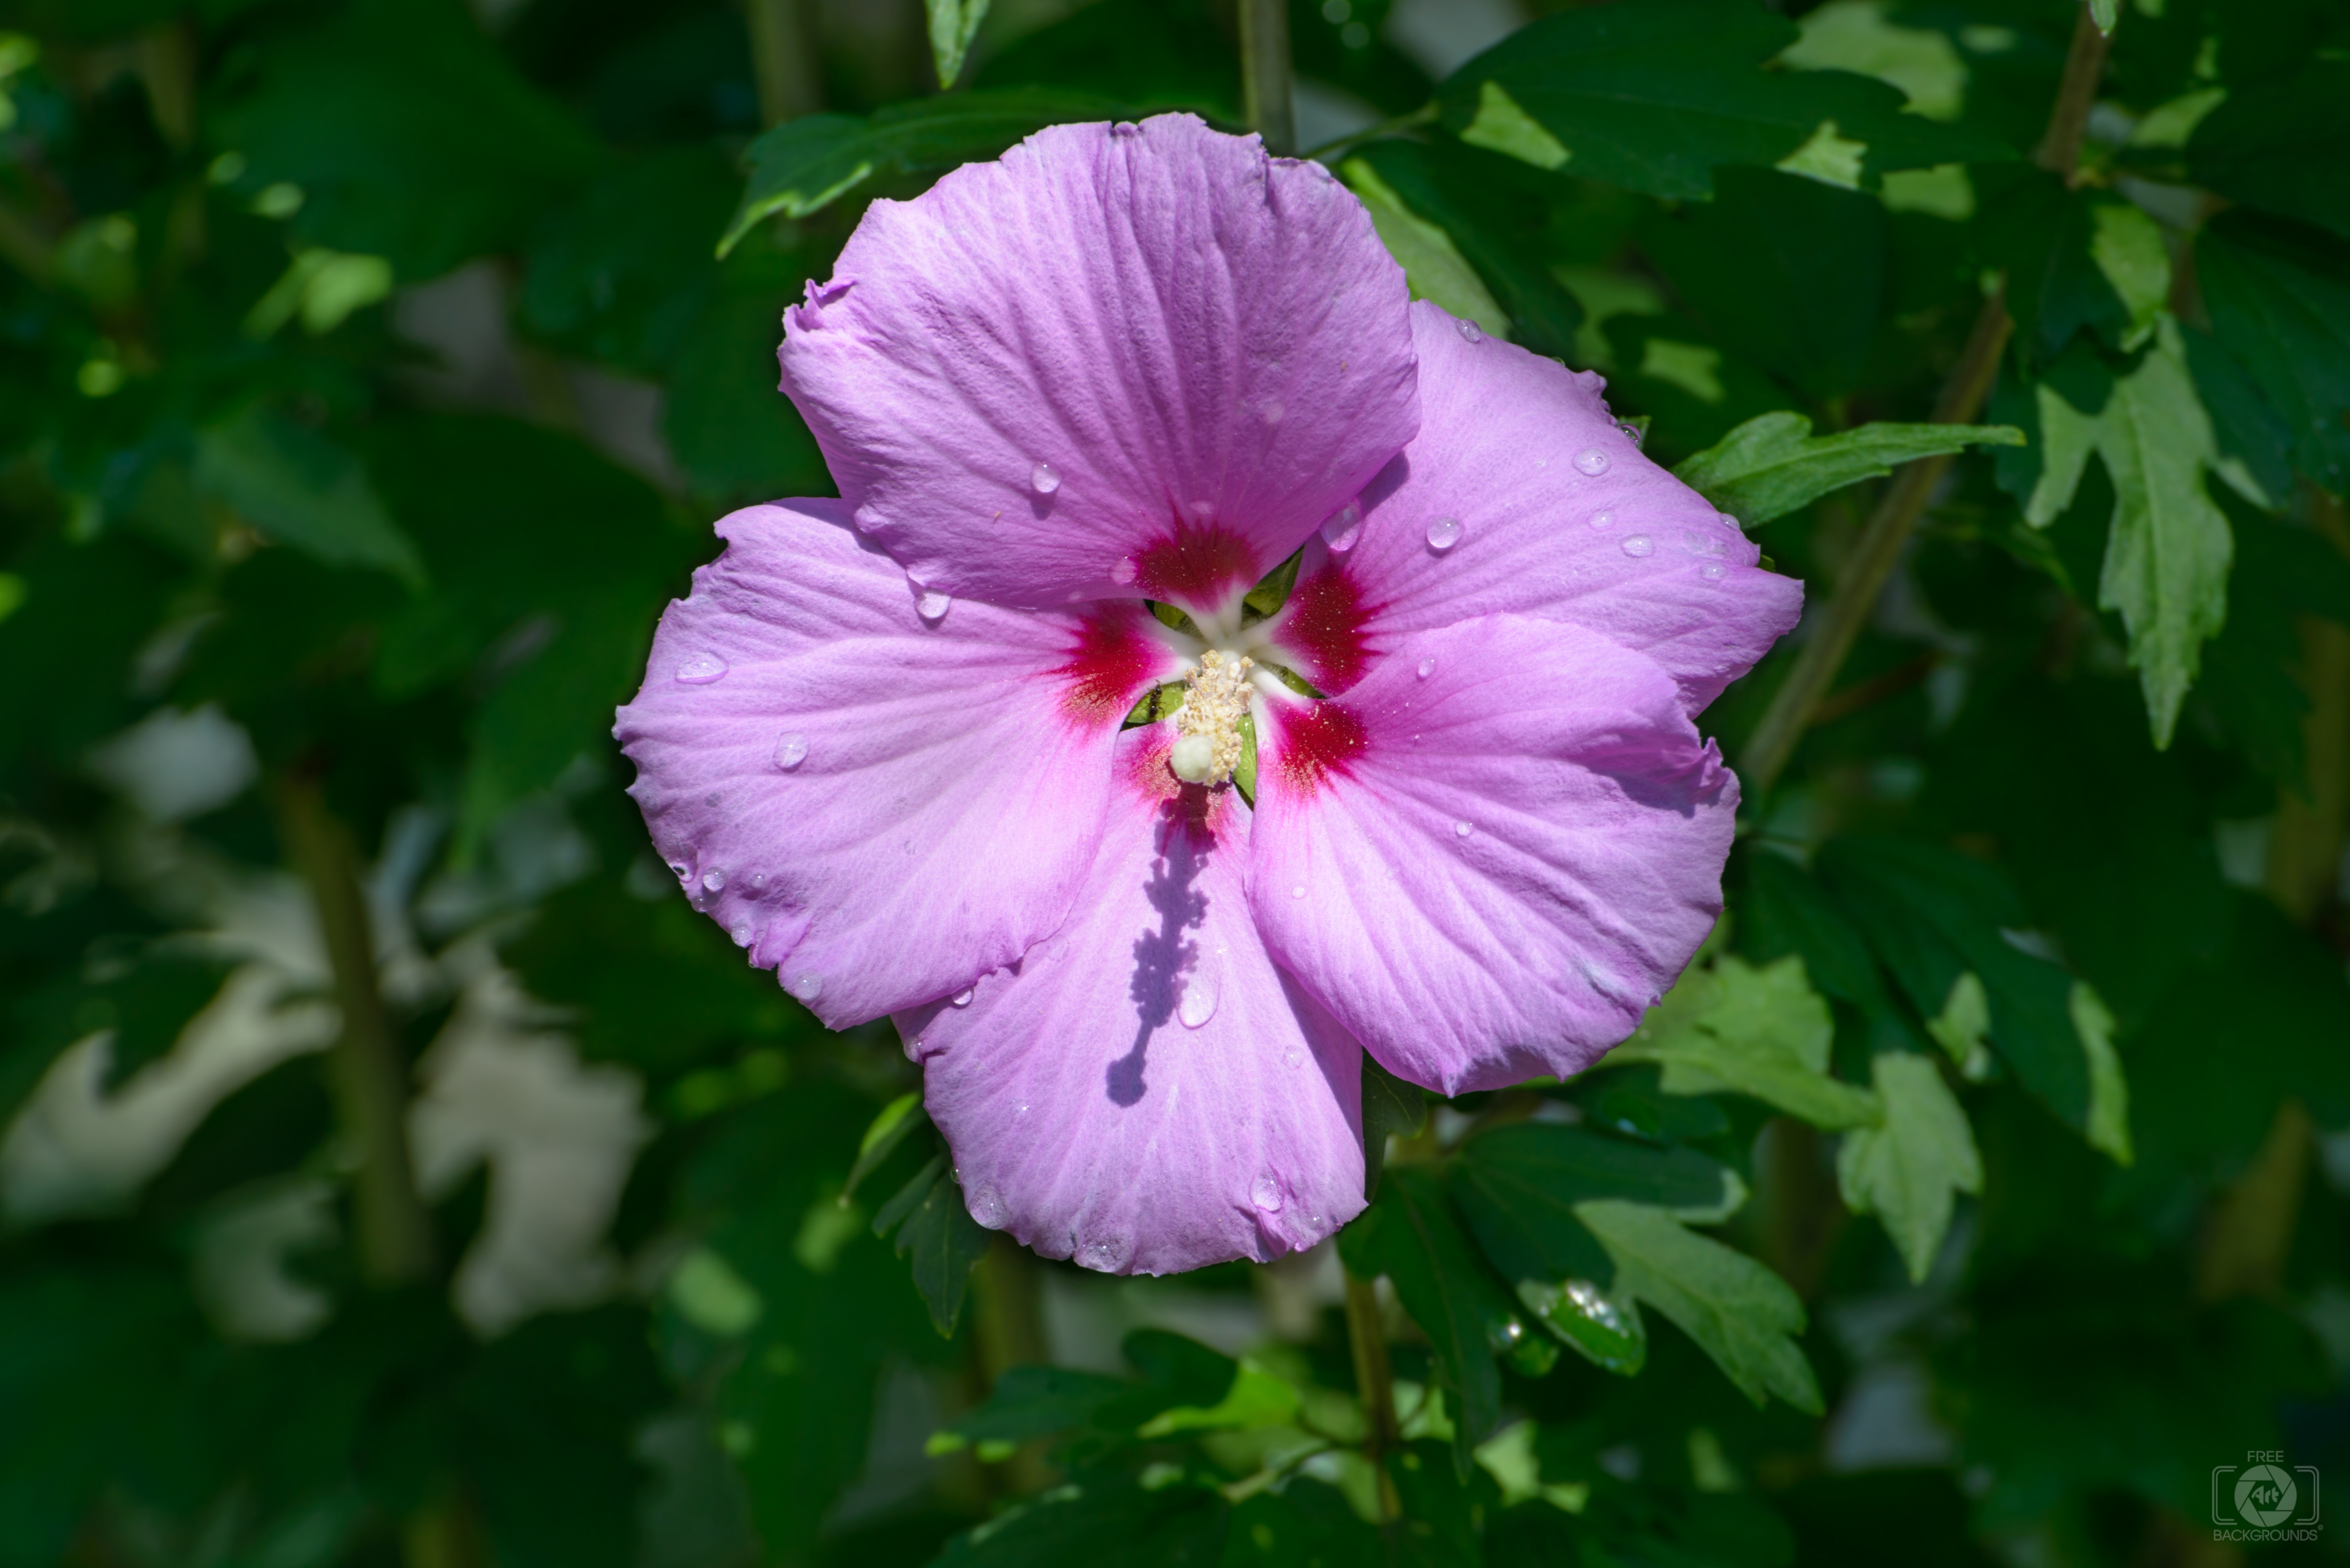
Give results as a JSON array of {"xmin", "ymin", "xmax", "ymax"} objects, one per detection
[{"xmin": 1169, "ymin": 648, "xmax": 1253, "ymax": 785}]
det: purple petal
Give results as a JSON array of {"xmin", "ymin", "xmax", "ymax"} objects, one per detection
[
  {"xmin": 1266, "ymin": 301, "xmax": 1802, "ymax": 714},
  {"xmin": 900, "ymin": 730, "xmax": 1367, "ymax": 1275},
  {"xmin": 1248, "ymin": 614, "xmax": 1736, "ymax": 1097},
  {"xmin": 780, "ymin": 114, "xmax": 1418, "ymax": 617},
  {"xmin": 616, "ymin": 501, "xmax": 1178, "ymax": 1027}
]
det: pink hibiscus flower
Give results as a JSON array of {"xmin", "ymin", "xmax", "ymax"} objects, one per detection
[{"xmin": 617, "ymin": 115, "xmax": 1800, "ymax": 1275}]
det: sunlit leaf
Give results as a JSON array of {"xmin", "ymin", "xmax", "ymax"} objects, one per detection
[{"xmin": 1674, "ymin": 410, "xmax": 2024, "ymax": 527}]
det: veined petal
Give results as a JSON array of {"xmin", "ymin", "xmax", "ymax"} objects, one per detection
[
  {"xmin": 900, "ymin": 730, "xmax": 1367, "ymax": 1276},
  {"xmin": 780, "ymin": 114, "xmax": 1418, "ymax": 616},
  {"xmin": 1249, "ymin": 614, "xmax": 1736, "ymax": 1096},
  {"xmin": 616, "ymin": 501, "xmax": 1177, "ymax": 1028},
  {"xmin": 1268, "ymin": 301, "xmax": 1801, "ymax": 715}
]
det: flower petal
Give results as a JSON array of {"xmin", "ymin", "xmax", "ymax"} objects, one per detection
[
  {"xmin": 900, "ymin": 731, "xmax": 1367, "ymax": 1275},
  {"xmin": 780, "ymin": 114, "xmax": 1417, "ymax": 615},
  {"xmin": 1248, "ymin": 614, "xmax": 1736, "ymax": 1096},
  {"xmin": 616, "ymin": 501, "xmax": 1177, "ymax": 1028},
  {"xmin": 1267, "ymin": 301, "xmax": 1802, "ymax": 715}
]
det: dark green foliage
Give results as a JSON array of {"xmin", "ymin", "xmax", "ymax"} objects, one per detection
[{"xmin": 3, "ymin": 0, "xmax": 2346, "ymax": 1564}]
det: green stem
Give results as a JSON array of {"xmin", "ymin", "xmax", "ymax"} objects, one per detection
[
  {"xmin": 2034, "ymin": 2, "xmax": 2116, "ymax": 185},
  {"xmin": 277, "ymin": 772, "xmax": 435, "ymax": 1287},
  {"xmin": 745, "ymin": 0, "xmax": 822, "ymax": 126},
  {"xmin": 1342, "ymin": 1272, "xmax": 1403, "ymax": 1524},
  {"xmin": 1239, "ymin": 0, "xmax": 1297, "ymax": 157}
]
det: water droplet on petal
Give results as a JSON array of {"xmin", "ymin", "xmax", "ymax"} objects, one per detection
[
  {"xmin": 1262, "ymin": 399, "xmax": 1285, "ymax": 425},
  {"xmin": 1680, "ymin": 529, "xmax": 1722, "ymax": 557},
  {"xmin": 752, "ymin": 873, "xmax": 766, "ymax": 888},
  {"xmin": 1588, "ymin": 510, "xmax": 1615, "ymax": 530},
  {"xmin": 702, "ymin": 868, "xmax": 726, "ymax": 892},
  {"xmin": 774, "ymin": 732, "xmax": 810, "ymax": 770},
  {"xmin": 1621, "ymin": 534, "xmax": 1654, "ymax": 558},
  {"xmin": 730, "ymin": 923, "xmax": 753, "ymax": 947},
  {"xmin": 1110, "ymin": 556, "xmax": 1138, "ymax": 584},
  {"xmin": 1179, "ymin": 971, "xmax": 1218, "ymax": 1029},
  {"xmin": 1078, "ymin": 1238, "xmax": 1125, "ymax": 1272},
  {"xmin": 1320, "ymin": 499, "xmax": 1362, "ymax": 553},
  {"xmin": 1425, "ymin": 515, "xmax": 1463, "ymax": 551},
  {"xmin": 1283, "ymin": 1046, "xmax": 1305, "ymax": 1067},
  {"xmin": 1701, "ymin": 562, "xmax": 1726, "ymax": 580},
  {"xmin": 1291, "ymin": 884, "xmax": 1307, "ymax": 899},
  {"xmin": 1617, "ymin": 420, "xmax": 1646, "ymax": 448},
  {"xmin": 1417, "ymin": 658, "xmax": 1435, "ymax": 679},
  {"xmin": 1574, "ymin": 448, "xmax": 1611, "ymax": 476},
  {"xmin": 1251, "ymin": 1176, "xmax": 1285, "ymax": 1213},
  {"xmin": 1030, "ymin": 460, "xmax": 1061, "ymax": 495},
  {"xmin": 1457, "ymin": 318, "xmax": 1484, "ymax": 343},
  {"xmin": 786, "ymin": 971, "xmax": 824, "ymax": 1001},
  {"xmin": 676, "ymin": 653, "xmax": 728, "ymax": 684},
  {"xmin": 951, "ymin": 987, "xmax": 974, "ymax": 1008},
  {"xmin": 917, "ymin": 589, "xmax": 952, "ymax": 622},
  {"xmin": 1455, "ymin": 820, "xmax": 1473, "ymax": 837},
  {"xmin": 968, "ymin": 1187, "xmax": 1009, "ymax": 1228}
]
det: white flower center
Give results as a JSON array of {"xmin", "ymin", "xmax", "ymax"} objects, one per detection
[{"xmin": 1169, "ymin": 648, "xmax": 1253, "ymax": 784}]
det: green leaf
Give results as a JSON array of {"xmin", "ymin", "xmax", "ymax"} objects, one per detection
[
  {"xmin": 1337, "ymin": 158, "xmax": 1510, "ymax": 341},
  {"xmin": 1515, "ymin": 1278, "xmax": 1646, "ymax": 1376},
  {"xmin": 1338, "ymin": 1168, "xmax": 1524, "ymax": 1457},
  {"xmin": 1673, "ymin": 411, "xmax": 2024, "ymax": 527},
  {"xmin": 2188, "ymin": 60, "xmax": 2350, "ymax": 241},
  {"xmin": 1435, "ymin": 0, "xmax": 2003, "ymax": 200},
  {"xmin": 936, "ymin": 1365, "xmax": 1135, "ymax": 1449},
  {"xmin": 1452, "ymin": 1122, "xmax": 1747, "ymax": 1289},
  {"xmin": 1360, "ymin": 1055, "xmax": 1427, "ymax": 1200},
  {"xmin": 1975, "ymin": 172, "xmax": 2168, "ymax": 365},
  {"xmin": 1572, "ymin": 1199, "xmax": 1821, "ymax": 1413},
  {"xmin": 841, "ymin": 1091, "xmax": 928, "ymax": 1205},
  {"xmin": 718, "ymin": 88, "xmax": 1125, "ymax": 256},
  {"xmin": 1612, "ymin": 955, "xmax": 1882, "ymax": 1130},
  {"xmin": 2016, "ymin": 323, "xmax": 2236, "ymax": 747},
  {"xmin": 2196, "ymin": 215, "xmax": 2350, "ymax": 493},
  {"xmin": 928, "ymin": 0, "xmax": 991, "ymax": 89},
  {"xmin": 211, "ymin": 0, "xmax": 603, "ymax": 279},
  {"xmin": 931, "ymin": 1469, "xmax": 1228, "ymax": 1567},
  {"xmin": 194, "ymin": 408, "xmax": 423, "ymax": 587},
  {"xmin": 871, "ymin": 1155, "xmax": 995, "ymax": 1335},
  {"xmin": 1835, "ymin": 1052, "xmax": 1983, "ymax": 1283}
]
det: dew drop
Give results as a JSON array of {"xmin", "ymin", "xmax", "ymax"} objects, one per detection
[
  {"xmin": 1320, "ymin": 499, "xmax": 1363, "ymax": 553},
  {"xmin": 1251, "ymin": 1176, "xmax": 1285, "ymax": 1214},
  {"xmin": 774, "ymin": 732, "xmax": 810, "ymax": 770},
  {"xmin": 1111, "ymin": 121, "xmax": 1141, "ymax": 138},
  {"xmin": 1617, "ymin": 420, "xmax": 1647, "ymax": 448},
  {"xmin": 1179, "ymin": 972, "xmax": 1219, "ymax": 1029},
  {"xmin": 786, "ymin": 971, "xmax": 824, "ymax": 1001},
  {"xmin": 1680, "ymin": 529, "xmax": 1722, "ymax": 558},
  {"xmin": 1417, "ymin": 657, "xmax": 1435, "ymax": 679},
  {"xmin": 1454, "ymin": 820, "xmax": 1474, "ymax": 837},
  {"xmin": 951, "ymin": 987, "xmax": 974, "ymax": 1007},
  {"xmin": 1111, "ymin": 556, "xmax": 1138, "ymax": 584},
  {"xmin": 1701, "ymin": 562, "xmax": 1726, "ymax": 581},
  {"xmin": 1587, "ymin": 510, "xmax": 1615, "ymax": 531},
  {"xmin": 1574, "ymin": 448, "xmax": 1611, "ymax": 477},
  {"xmin": 917, "ymin": 589, "xmax": 952, "ymax": 622},
  {"xmin": 702, "ymin": 868, "xmax": 727, "ymax": 892},
  {"xmin": 1283, "ymin": 1046, "xmax": 1305, "ymax": 1067},
  {"xmin": 1262, "ymin": 399, "xmax": 1285, "ymax": 425},
  {"xmin": 1621, "ymin": 534, "xmax": 1654, "ymax": 558},
  {"xmin": 730, "ymin": 923, "xmax": 753, "ymax": 947},
  {"xmin": 1030, "ymin": 460, "xmax": 1061, "ymax": 495},
  {"xmin": 1457, "ymin": 318, "xmax": 1485, "ymax": 343},
  {"xmin": 1079, "ymin": 1239, "xmax": 1123, "ymax": 1272},
  {"xmin": 752, "ymin": 873, "xmax": 766, "ymax": 888},
  {"xmin": 675, "ymin": 653, "xmax": 728, "ymax": 684},
  {"xmin": 968, "ymin": 1187, "xmax": 1009, "ymax": 1228},
  {"xmin": 1290, "ymin": 884, "xmax": 1307, "ymax": 899},
  {"xmin": 1425, "ymin": 515, "xmax": 1463, "ymax": 552}
]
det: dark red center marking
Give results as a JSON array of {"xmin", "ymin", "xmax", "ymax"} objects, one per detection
[
  {"xmin": 1269, "ymin": 700, "xmax": 1370, "ymax": 796},
  {"xmin": 1275, "ymin": 562, "xmax": 1378, "ymax": 693},
  {"xmin": 1133, "ymin": 516, "xmax": 1259, "ymax": 610},
  {"xmin": 1053, "ymin": 604, "xmax": 1166, "ymax": 728}
]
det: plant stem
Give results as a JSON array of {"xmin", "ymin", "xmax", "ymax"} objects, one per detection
[
  {"xmin": 1239, "ymin": 0, "xmax": 1296, "ymax": 157},
  {"xmin": 969, "ymin": 1236, "xmax": 1053, "ymax": 1494},
  {"xmin": 2266, "ymin": 486, "xmax": 2350, "ymax": 922},
  {"xmin": 278, "ymin": 772, "xmax": 435, "ymax": 1287},
  {"xmin": 1342, "ymin": 1271, "xmax": 1403, "ymax": 1523},
  {"xmin": 746, "ymin": 0, "xmax": 822, "ymax": 126},
  {"xmin": 1738, "ymin": 293, "xmax": 2015, "ymax": 793},
  {"xmin": 2196, "ymin": 1099, "xmax": 2314, "ymax": 1302},
  {"xmin": 1737, "ymin": 0, "xmax": 2114, "ymax": 796}
]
